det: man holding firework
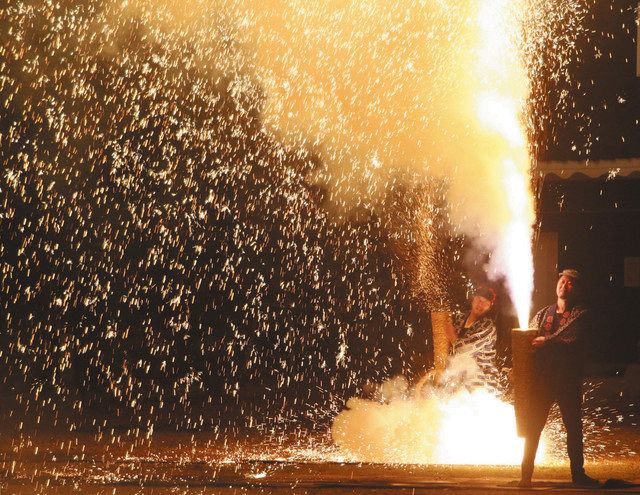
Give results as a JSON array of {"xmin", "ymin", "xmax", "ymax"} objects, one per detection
[{"xmin": 519, "ymin": 269, "xmax": 598, "ymax": 488}]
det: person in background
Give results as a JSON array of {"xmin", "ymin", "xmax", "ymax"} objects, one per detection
[
  {"xmin": 443, "ymin": 286, "xmax": 499, "ymax": 391},
  {"xmin": 519, "ymin": 269, "xmax": 598, "ymax": 488}
]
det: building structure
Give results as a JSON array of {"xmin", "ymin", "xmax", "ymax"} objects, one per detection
[{"xmin": 531, "ymin": 2, "xmax": 640, "ymax": 365}]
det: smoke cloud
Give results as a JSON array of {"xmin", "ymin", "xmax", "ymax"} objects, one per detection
[
  {"xmin": 331, "ymin": 355, "xmax": 548, "ymax": 465},
  {"xmin": 110, "ymin": 0, "xmax": 588, "ymax": 313},
  {"xmin": 116, "ymin": 0, "xmax": 523, "ymax": 227}
]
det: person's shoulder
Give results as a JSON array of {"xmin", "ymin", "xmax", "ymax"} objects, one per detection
[
  {"xmin": 529, "ymin": 305, "xmax": 550, "ymax": 328},
  {"xmin": 571, "ymin": 303, "xmax": 590, "ymax": 317},
  {"xmin": 533, "ymin": 305, "xmax": 550, "ymax": 319}
]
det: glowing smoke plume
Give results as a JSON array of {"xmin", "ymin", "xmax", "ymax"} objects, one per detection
[
  {"xmin": 332, "ymin": 363, "xmax": 548, "ymax": 465},
  {"xmin": 245, "ymin": 0, "xmax": 535, "ymax": 323},
  {"xmin": 119, "ymin": 0, "xmax": 537, "ymax": 321},
  {"xmin": 332, "ymin": 391, "xmax": 529, "ymax": 465}
]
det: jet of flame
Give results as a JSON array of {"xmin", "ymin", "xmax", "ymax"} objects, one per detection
[{"xmin": 473, "ymin": 0, "xmax": 535, "ymax": 327}]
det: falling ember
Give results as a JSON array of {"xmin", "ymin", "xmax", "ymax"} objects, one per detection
[{"xmin": 473, "ymin": 0, "xmax": 535, "ymax": 328}]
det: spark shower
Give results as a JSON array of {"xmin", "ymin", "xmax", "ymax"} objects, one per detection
[{"xmin": 0, "ymin": 0, "xmax": 588, "ymax": 459}]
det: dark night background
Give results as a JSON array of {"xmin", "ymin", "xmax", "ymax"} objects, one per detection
[
  {"xmin": 536, "ymin": 2, "xmax": 640, "ymax": 367},
  {"xmin": 0, "ymin": 1, "xmax": 639, "ymax": 434}
]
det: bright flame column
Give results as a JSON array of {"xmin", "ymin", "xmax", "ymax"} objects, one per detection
[{"xmin": 474, "ymin": 0, "xmax": 535, "ymax": 328}]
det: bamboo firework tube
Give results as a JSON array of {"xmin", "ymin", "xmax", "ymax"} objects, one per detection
[
  {"xmin": 511, "ymin": 328, "xmax": 538, "ymax": 437},
  {"xmin": 431, "ymin": 310, "xmax": 450, "ymax": 373}
]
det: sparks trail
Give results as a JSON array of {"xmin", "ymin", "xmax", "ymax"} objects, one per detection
[{"xmin": 0, "ymin": 0, "xmax": 425, "ymax": 433}]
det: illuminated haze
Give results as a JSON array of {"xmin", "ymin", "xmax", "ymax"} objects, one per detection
[{"xmin": 119, "ymin": 0, "xmax": 540, "ymax": 322}]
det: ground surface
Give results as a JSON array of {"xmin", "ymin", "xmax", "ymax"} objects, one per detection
[{"xmin": 0, "ymin": 428, "xmax": 639, "ymax": 495}]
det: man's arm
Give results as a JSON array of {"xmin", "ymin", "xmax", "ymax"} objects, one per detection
[
  {"xmin": 530, "ymin": 307, "xmax": 548, "ymax": 348},
  {"xmin": 545, "ymin": 308, "xmax": 589, "ymax": 346},
  {"xmin": 534, "ymin": 306, "xmax": 589, "ymax": 347}
]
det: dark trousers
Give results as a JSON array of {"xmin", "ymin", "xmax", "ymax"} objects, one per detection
[{"xmin": 521, "ymin": 384, "xmax": 585, "ymax": 481}]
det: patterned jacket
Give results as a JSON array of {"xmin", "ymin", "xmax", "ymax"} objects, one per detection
[
  {"xmin": 451, "ymin": 313, "xmax": 498, "ymax": 389},
  {"xmin": 529, "ymin": 303, "xmax": 591, "ymax": 392},
  {"xmin": 530, "ymin": 303, "xmax": 589, "ymax": 345}
]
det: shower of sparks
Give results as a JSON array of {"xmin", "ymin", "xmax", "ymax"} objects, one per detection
[
  {"xmin": 2, "ymin": 0, "xmax": 416, "ymax": 432},
  {"xmin": 0, "ymin": 0, "xmax": 637, "ymax": 478}
]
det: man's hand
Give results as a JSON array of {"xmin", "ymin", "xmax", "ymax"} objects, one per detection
[{"xmin": 531, "ymin": 336, "xmax": 546, "ymax": 348}]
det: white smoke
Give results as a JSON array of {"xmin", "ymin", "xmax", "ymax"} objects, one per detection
[{"xmin": 332, "ymin": 355, "xmax": 546, "ymax": 465}]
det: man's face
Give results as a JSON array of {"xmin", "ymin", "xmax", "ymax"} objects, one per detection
[
  {"xmin": 471, "ymin": 295, "xmax": 492, "ymax": 316},
  {"xmin": 556, "ymin": 275, "xmax": 576, "ymax": 299}
]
